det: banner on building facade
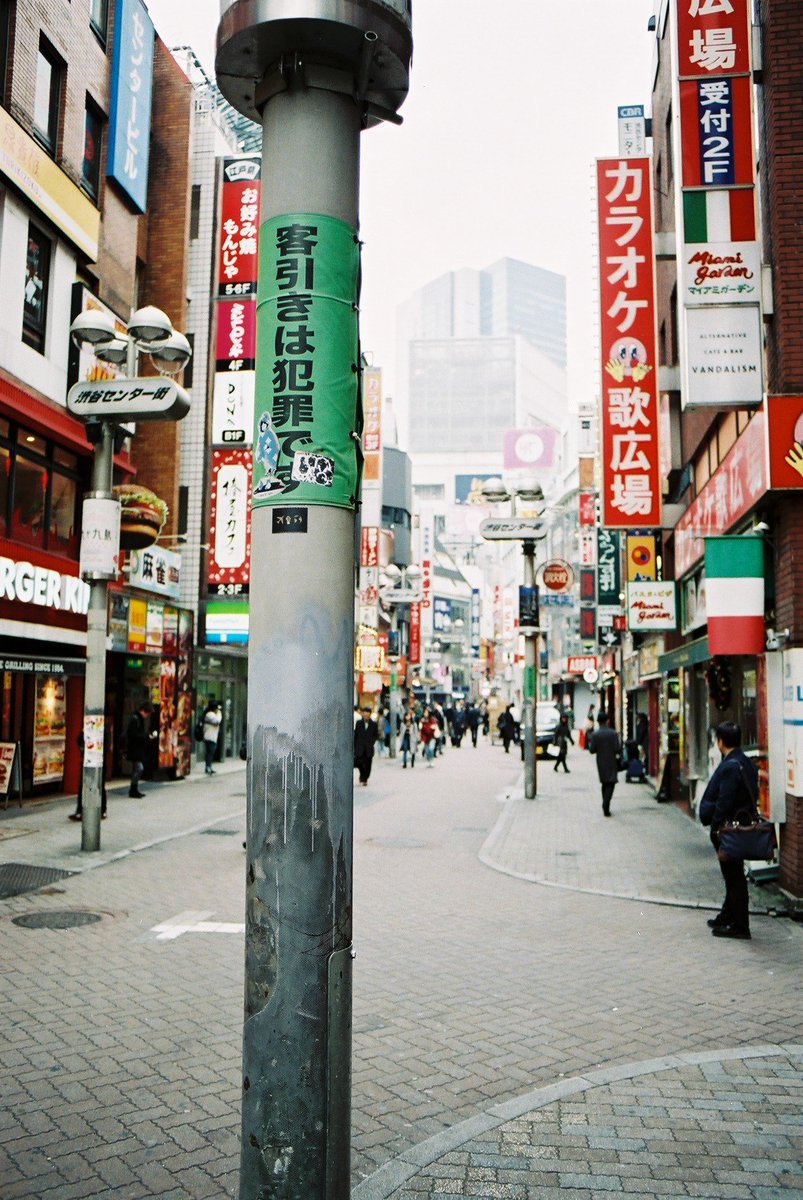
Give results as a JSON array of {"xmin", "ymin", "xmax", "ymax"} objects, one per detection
[
  {"xmin": 597, "ymin": 158, "xmax": 662, "ymax": 528},
  {"xmin": 705, "ymin": 535, "xmax": 764, "ymax": 656}
]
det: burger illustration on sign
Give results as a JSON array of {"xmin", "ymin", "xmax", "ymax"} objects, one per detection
[{"xmin": 114, "ymin": 484, "xmax": 168, "ymax": 550}]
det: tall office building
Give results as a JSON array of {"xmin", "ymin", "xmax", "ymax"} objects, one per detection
[{"xmin": 398, "ymin": 256, "xmax": 567, "ymax": 503}]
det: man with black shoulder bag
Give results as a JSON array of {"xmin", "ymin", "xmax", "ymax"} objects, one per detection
[{"xmin": 698, "ymin": 720, "xmax": 762, "ymax": 941}]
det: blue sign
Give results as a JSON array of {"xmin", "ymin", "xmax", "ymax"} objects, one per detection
[
  {"xmin": 696, "ymin": 78, "xmax": 735, "ymax": 187},
  {"xmin": 471, "ymin": 589, "xmax": 481, "ymax": 660},
  {"xmin": 433, "ymin": 596, "xmax": 453, "ymax": 633},
  {"xmin": 107, "ymin": 0, "xmax": 155, "ymax": 212}
]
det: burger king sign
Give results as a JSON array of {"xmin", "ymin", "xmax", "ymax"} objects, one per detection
[{"xmin": 538, "ymin": 559, "xmax": 575, "ymax": 595}]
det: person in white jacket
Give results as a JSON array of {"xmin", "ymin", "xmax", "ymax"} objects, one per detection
[{"xmin": 202, "ymin": 702, "xmax": 223, "ymax": 775}]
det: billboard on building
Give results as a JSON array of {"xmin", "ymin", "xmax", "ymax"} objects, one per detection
[
  {"xmin": 596, "ymin": 158, "xmax": 662, "ymax": 528},
  {"xmin": 107, "ymin": 0, "xmax": 154, "ymax": 213},
  {"xmin": 674, "ymin": 0, "xmax": 762, "ymax": 410},
  {"xmin": 218, "ymin": 158, "xmax": 261, "ymax": 297}
]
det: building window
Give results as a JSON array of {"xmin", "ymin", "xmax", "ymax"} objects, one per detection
[
  {"xmin": 22, "ymin": 226, "xmax": 51, "ymax": 354},
  {"xmin": 0, "ymin": 426, "xmax": 82, "ymax": 556},
  {"xmin": 33, "ymin": 39, "xmax": 62, "ymax": 154},
  {"xmin": 90, "ymin": 0, "xmax": 109, "ymax": 44},
  {"xmin": 82, "ymin": 101, "xmax": 103, "ymax": 200},
  {"xmin": 190, "ymin": 184, "xmax": 202, "ymax": 240},
  {"xmin": 0, "ymin": 2, "xmax": 13, "ymax": 106}
]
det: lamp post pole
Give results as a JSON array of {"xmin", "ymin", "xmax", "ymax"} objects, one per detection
[
  {"xmin": 522, "ymin": 539, "xmax": 537, "ymax": 800},
  {"xmin": 389, "ymin": 606, "xmax": 399, "ymax": 759},
  {"xmin": 216, "ymin": 4, "xmax": 411, "ymax": 1196},
  {"xmin": 70, "ymin": 307, "xmax": 192, "ymax": 853},
  {"xmin": 79, "ymin": 421, "xmax": 115, "ymax": 852}
]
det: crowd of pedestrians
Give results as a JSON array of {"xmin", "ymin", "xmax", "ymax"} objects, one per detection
[{"xmin": 355, "ymin": 697, "xmax": 493, "ymax": 779}]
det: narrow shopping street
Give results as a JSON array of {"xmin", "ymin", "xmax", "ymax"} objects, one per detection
[{"xmin": 1, "ymin": 736, "xmax": 800, "ymax": 1198}]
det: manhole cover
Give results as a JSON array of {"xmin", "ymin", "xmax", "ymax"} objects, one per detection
[
  {"xmin": 202, "ymin": 828, "xmax": 239, "ymax": 836},
  {"xmin": 12, "ymin": 910, "xmax": 102, "ymax": 930},
  {"xmin": 0, "ymin": 863, "xmax": 74, "ymax": 899}
]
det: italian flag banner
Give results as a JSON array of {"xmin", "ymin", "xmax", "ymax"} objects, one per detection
[
  {"xmin": 683, "ymin": 189, "xmax": 756, "ymax": 244},
  {"xmin": 705, "ymin": 536, "xmax": 765, "ymax": 656}
]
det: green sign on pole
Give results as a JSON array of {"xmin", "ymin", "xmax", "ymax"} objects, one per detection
[{"xmin": 253, "ymin": 213, "xmax": 361, "ymax": 510}]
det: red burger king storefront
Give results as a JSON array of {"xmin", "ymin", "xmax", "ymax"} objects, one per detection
[{"xmin": 0, "ymin": 544, "xmax": 90, "ymax": 796}]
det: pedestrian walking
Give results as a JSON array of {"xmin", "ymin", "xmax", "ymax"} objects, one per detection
[
  {"xmin": 126, "ymin": 700, "xmax": 155, "ymax": 798},
  {"xmin": 698, "ymin": 721, "xmax": 759, "ymax": 940},
  {"xmin": 354, "ymin": 706, "xmax": 378, "ymax": 786},
  {"xmin": 552, "ymin": 713, "xmax": 573, "ymax": 773},
  {"xmin": 68, "ymin": 731, "xmax": 107, "ymax": 821},
  {"xmin": 202, "ymin": 701, "xmax": 223, "ymax": 775},
  {"xmin": 579, "ymin": 703, "xmax": 595, "ymax": 751},
  {"xmin": 635, "ymin": 711, "xmax": 649, "ymax": 767},
  {"xmin": 432, "ymin": 702, "xmax": 446, "ymax": 755},
  {"xmin": 498, "ymin": 705, "xmax": 516, "ymax": 754},
  {"xmin": 588, "ymin": 712, "xmax": 622, "ymax": 816},
  {"xmin": 400, "ymin": 711, "xmax": 418, "ymax": 768},
  {"xmin": 466, "ymin": 702, "xmax": 482, "ymax": 748},
  {"xmin": 419, "ymin": 711, "xmax": 438, "ymax": 765}
]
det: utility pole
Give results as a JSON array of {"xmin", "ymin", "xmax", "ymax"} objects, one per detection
[
  {"xmin": 521, "ymin": 540, "xmax": 538, "ymax": 800},
  {"xmin": 216, "ymin": 5, "xmax": 412, "ymax": 1196}
]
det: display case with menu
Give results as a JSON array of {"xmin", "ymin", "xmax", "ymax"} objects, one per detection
[{"xmin": 33, "ymin": 676, "xmax": 67, "ymax": 785}]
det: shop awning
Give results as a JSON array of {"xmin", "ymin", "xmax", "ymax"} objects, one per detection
[{"xmin": 658, "ymin": 636, "xmax": 710, "ymax": 673}]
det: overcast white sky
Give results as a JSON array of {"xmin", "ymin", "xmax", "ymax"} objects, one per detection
[{"xmin": 145, "ymin": 0, "xmax": 656, "ymax": 413}]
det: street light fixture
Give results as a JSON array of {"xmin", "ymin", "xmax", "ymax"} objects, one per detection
[
  {"xmin": 69, "ymin": 305, "xmax": 192, "ymax": 853},
  {"xmin": 379, "ymin": 563, "xmax": 422, "ymax": 757},
  {"xmin": 480, "ymin": 477, "xmax": 546, "ymax": 800}
]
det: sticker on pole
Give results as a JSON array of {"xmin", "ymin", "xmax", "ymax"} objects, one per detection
[{"xmin": 253, "ymin": 213, "xmax": 360, "ymax": 510}]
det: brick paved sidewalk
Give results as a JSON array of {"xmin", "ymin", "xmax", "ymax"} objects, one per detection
[
  {"xmin": 354, "ymin": 1044, "xmax": 803, "ymax": 1200},
  {"xmin": 479, "ymin": 740, "xmax": 789, "ymax": 915}
]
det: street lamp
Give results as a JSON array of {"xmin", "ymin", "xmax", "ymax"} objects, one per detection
[
  {"xmin": 480, "ymin": 477, "xmax": 545, "ymax": 800},
  {"xmin": 69, "ymin": 305, "xmax": 192, "ymax": 852},
  {"xmin": 379, "ymin": 563, "xmax": 422, "ymax": 758}
]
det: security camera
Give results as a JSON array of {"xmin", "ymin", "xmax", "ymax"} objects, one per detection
[
  {"xmin": 766, "ymin": 627, "xmax": 790, "ymax": 651},
  {"xmin": 753, "ymin": 520, "xmax": 770, "ymax": 534}
]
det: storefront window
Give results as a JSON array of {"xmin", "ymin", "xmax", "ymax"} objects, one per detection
[
  {"xmin": 0, "ymin": 443, "xmax": 9, "ymax": 534},
  {"xmin": 11, "ymin": 453, "xmax": 47, "ymax": 547},
  {"xmin": 48, "ymin": 472, "xmax": 78, "ymax": 554}
]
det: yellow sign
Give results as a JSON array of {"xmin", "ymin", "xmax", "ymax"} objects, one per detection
[
  {"xmin": 626, "ymin": 534, "xmax": 657, "ymax": 581},
  {"xmin": 0, "ymin": 106, "xmax": 100, "ymax": 259}
]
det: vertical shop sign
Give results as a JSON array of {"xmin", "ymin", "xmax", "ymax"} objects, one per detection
[
  {"xmin": 128, "ymin": 597, "xmax": 147, "ymax": 653},
  {"xmin": 362, "ymin": 368, "xmax": 383, "ymax": 483},
  {"xmin": 597, "ymin": 158, "xmax": 662, "ymax": 528},
  {"xmin": 218, "ymin": 158, "xmax": 261, "ymax": 297},
  {"xmin": 578, "ymin": 492, "xmax": 597, "ymax": 526},
  {"xmin": 409, "ymin": 601, "xmax": 421, "ymax": 666},
  {"xmin": 360, "ymin": 527, "xmax": 380, "ymax": 568},
  {"xmin": 471, "ymin": 589, "xmax": 481, "ymax": 660},
  {"xmin": 597, "ymin": 529, "xmax": 622, "ymax": 606},
  {"xmin": 209, "ymin": 449, "xmax": 253, "ymax": 595},
  {"xmin": 253, "ymin": 214, "xmax": 360, "ymax": 508},
  {"xmin": 107, "ymin": 0, "xmax": 154, "ymax": 212},
  {"xmin": 674, "ymin": 0, "xmax": 762, "ymax": 409},
  {"xmin": 212, "ymin": 373, "xmax": 255, "ymax": 447}
]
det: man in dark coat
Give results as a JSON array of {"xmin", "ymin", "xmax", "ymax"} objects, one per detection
[
  {"xmin": 588, "ymin": 712, "xmax": 621, "ymax": 816},
  {"xmin": 699, "ymin": 721, "xmax": 759, "ymax": 940},
  {"xmin": 126, "ymin": 700, "xmax": 154, "ymax": 798},
  {"xmin": 354, "ymin": 707, "xmax": 378, "ymax": 787}
]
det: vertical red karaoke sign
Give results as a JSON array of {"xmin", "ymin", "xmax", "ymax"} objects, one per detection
[{"xmin": 597, "ymin": 158, "xmax": 662, "ymax": 529}]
